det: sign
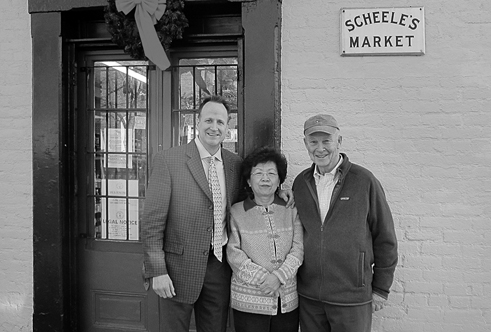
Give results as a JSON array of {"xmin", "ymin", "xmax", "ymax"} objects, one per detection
[
  {"xmin": 101, "ymin": 180, "xmax": 139, "ymax": 240},
  {"xmin": 134, "ymin": 116, "xmax": 146, "ymax": 130},
  {"xmin": 224, "ymin": 128, "xmax": 237, "ymax": 143},
  {"xmin": 101, "ymin": 128, "xmax": 135, "ymax": 168},
  {"xmin": 341, "ymin": 7, "xmax": 425, "ymax": 56}
]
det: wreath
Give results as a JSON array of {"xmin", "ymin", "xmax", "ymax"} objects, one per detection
[{"xmin": 104, "ymin": 0, "xmax": 189, "ymax": 60}]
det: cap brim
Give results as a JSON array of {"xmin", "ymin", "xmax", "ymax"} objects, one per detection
[{"xmin": 304, "ymin": 126, "xmax": 338, "ymax": 136}]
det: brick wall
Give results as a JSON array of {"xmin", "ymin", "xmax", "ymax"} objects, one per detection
[
  {"xmin": 0, "ymin": 0, "xmax": 33, "ymax": 331},
  {"xmin": 282, "ymin": 1, "xmax": 491, "ymax": 331}
]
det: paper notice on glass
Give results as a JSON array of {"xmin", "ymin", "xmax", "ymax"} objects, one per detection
[
  {"xmin": 101, "ymin": 128, "xmax": 134, "ymax": 168},
  {"xmin": 134, "ymin": 116, "xmax": 146, "ymax": 130},
  {"xmin": 101, "ymin": 179, "xmax": 139, "ymax": 240},
  {"xmin": 101, "ymin": 179, "xmax": 138, "ymax": 197},
  {"xmin": 224, "ymin": 128, "xmax": 237, "ymax": 142}
]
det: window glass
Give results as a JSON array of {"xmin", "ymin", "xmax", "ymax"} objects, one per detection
[
  {"xmin": 91, "ymin": 61, "xmax": 149, "ymax": 241},
  {"xmin": 175, "ymin": 57, "xmax": 238, "ymax": 153}
]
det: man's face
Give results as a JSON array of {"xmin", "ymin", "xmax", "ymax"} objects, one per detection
[
  {"xmin": 304, "ymin": 131, "xmax": 342, "ymax": 174},
  {"xmin": 197, "ymin": 101, "xmax": 229, "ymax": 154}
]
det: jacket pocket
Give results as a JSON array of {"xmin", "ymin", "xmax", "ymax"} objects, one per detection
[
  {"xmin": 358, "ymin": 252, "xmax": 366, "ymax": 287},
  {"xmin": 164, "ymin": 241, "xmax": 184, "ymax": 255}
]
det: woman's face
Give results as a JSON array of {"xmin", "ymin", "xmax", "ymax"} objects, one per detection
[{"xmin": 247, "ymin": 161, "xmax": 280, "ymax": 200}]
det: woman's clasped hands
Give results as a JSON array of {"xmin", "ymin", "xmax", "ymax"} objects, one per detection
[{"xmin": 258, "ymin": 273, "xmax": 281, "ymax": 297}]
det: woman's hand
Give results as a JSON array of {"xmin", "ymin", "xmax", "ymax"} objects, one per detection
[{"xmin": 259, "ymin": 273, "xmax": 281, "ymax": 295}]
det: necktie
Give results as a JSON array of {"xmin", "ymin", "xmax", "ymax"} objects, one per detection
[{"xmin": 208, "ymin": 156, "xmax": 223, "ymax": 262}]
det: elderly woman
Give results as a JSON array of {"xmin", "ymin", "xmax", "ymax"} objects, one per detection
[{"xmin": 226, "ymin": 147, "xmax": 304, "ymax": 332}]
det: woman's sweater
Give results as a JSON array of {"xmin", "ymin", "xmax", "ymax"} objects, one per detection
[{"xmin": 226, "ymin": 196, "xmax": 304, "ymax": 315}]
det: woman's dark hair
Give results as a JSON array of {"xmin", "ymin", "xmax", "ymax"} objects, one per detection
[{"xmin": 241, "ymin": 147, "xmax": 288, "ymax": 192}]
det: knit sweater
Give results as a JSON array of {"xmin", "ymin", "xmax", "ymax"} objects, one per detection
[
  {"xmin": 293, "ymin": 153, "xmax": 398, "ymax": 305},
  {"xmin": 226, "ymin": 196, "xmax": 304, "ymax": 315}
]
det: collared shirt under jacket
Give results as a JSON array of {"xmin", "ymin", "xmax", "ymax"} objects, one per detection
[{"xmin": 293, "ymin": 153, "xmax": 398, "ymax": 306}]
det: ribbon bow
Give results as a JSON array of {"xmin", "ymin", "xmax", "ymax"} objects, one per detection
[{"xmin": 116, "ymin": 0, "xmax": 170, "ymax": 70}]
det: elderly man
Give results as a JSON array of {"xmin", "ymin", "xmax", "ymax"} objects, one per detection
[{"xmin": 293, "ymin": 114, "xmax": 398, "ymax": 332}]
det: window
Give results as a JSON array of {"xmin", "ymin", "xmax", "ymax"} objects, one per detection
[
  {"xmin": 90, "ymin": 61, "xmax": 149, "ymax": 241},
  {"xmin": 173, "ymin": 56, "xmax": 239, "ymax": 153}
]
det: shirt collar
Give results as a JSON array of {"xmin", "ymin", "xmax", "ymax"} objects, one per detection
[
  {"xmin": 314, "ymin": 154, "xmax": 343, "ymax": 180},
  {"xmin": 195, "ymin": 137, "xmax": 222, "ymax": 162}
]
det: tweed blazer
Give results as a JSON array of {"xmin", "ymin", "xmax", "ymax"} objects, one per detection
[{"xmin": 142, "ymin": 140, "xmax": 242, "ymax": 304}]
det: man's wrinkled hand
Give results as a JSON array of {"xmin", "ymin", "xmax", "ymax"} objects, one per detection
[
  {"xmin": 372, "ymin": 293, "xmax": 387, "ymax": 312},
  {"xmin": 152, "ymin": 274, "xmax": 176, "ymax": 298},
  {"xmin": 278, "ymin": 188, "xmax": 295, "ymax": 208}
]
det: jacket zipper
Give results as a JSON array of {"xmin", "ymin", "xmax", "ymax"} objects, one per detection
[
  {"xmin": 319, "ymin": 222, "xmax": 324, "ymax": 298},
  {"xmin": 319, "ymin": 178, "xmax": 343, "ymax": 298},
  {"xmin": 360, "ymin": 252, "xmax": 366, "ymax": 287}
]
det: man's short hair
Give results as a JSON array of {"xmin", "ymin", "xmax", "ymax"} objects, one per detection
[{"xmin": 197, "ymin": 95, "xmax": 231, "ymax": 117}]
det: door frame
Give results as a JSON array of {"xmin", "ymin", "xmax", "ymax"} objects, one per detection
[{"xmin": 31, "ymin": 1, "xmax": 282, "ymax": 330}]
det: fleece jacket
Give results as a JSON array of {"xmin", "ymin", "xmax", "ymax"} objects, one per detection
[{"xmin": 292, "ymin": 153, "xmax": 398, "ymax": 305}]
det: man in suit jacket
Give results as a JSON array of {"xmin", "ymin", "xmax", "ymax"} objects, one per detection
[{"xmin": 142, "ymin": 95, "xmax": 242, "ymax": 331}]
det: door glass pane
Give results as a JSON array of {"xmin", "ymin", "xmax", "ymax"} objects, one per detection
[
  {"xmin": 174, "ymin": 58, "xmax": 238, "ymax": 153},
  {"xmin": 90, "ymin": 61, "xmax": 149, "ymax": 241}
]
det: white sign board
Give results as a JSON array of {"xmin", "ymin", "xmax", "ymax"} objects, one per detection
[
  {"xmin": 101, "ymin": 128, "xmax": 135, "ymax": 168},
  {"xmin": 101, "ymin": 179, "xmax": 139, "ymax": 240},
  {"xmin": 341, "ymin": 7, "xmax": 425, "ymax": 56},
  {"xmin": 224, "ymin": 128, "xmax": 237, "ymax": 143},
  {"xmin": 134, "ymin": 116, "xmax": 146, "ymax": 130}
]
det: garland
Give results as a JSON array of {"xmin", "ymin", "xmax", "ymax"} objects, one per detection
[{"xmin": 104, "ymin": 0, "xmax": 189, "ymax": 60}]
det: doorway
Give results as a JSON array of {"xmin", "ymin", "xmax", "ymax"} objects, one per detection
[
  {"xmin": 31, "ymin": 3, "xmax": 281, "ymax": 330},
  {"xmin": 75, "ymin": 49, "xmax": 240, "ymax": 331}
]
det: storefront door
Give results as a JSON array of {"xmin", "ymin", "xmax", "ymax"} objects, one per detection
[
  {"xmin": 75, "ymin": 49, "xmax": 240, "ymax": 332},
  {"xmin": 31, "ymin": 2, "xmax": 280, "ymax": 330}
]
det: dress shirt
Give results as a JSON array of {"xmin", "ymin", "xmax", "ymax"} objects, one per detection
[
  {"xmin": 195, "ymin": 137, "xmax": 228, "ymax": 245},
  {"xmin": 314, "ymin": 155, "xmax": 343, "ymax": 223}
]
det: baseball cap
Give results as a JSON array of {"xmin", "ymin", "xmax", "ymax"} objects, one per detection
[{"xmin": 303, "ymin": 114, "xmax": 339, "ymax": 136}]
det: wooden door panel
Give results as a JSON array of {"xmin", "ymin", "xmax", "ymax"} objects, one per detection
[
  {"xmin": 93, "ymin": 292, "xmax": 147, "ymax": 329},
  {"xmin": 78, "ymin": 242, "xmax": 159, "ymax": 331}
]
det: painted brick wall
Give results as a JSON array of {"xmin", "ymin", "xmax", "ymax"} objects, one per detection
[
  {"xmin": 0, "ymin": 0, "xmax": 33, "ymax": 331},
  {"xmin": 282, "ymin": 1, "xmax": 491, "ymax": 331}
]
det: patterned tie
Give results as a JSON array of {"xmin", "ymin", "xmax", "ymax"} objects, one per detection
[{"xmin": 208, "ymin": 156, "xmax": 223, "ymax": 262}]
